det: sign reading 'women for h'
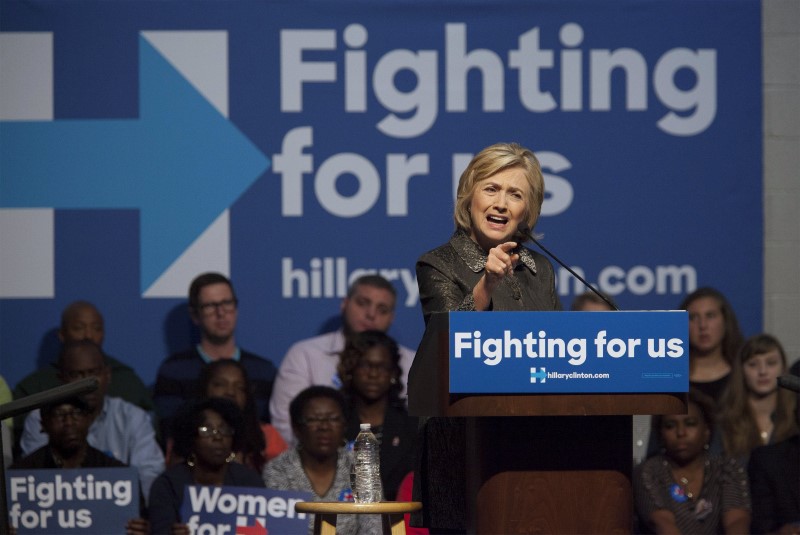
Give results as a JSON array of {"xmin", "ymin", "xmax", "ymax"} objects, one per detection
[
  {"xmin": 179, "ymin": 486, "xmax": 312, "ymax": 535},
  {"xmin": 449, "ymin": 311, "xmax": 688, "ymax": 394}
]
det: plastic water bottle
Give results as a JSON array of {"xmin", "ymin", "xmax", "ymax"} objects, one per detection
[{"xmin": 352, "ymin": 423, "xmax": 383, "ymax": 503}]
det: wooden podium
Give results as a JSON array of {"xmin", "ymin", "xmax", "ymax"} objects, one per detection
[{"xmin": 407, "ymin": 313, "xmax": 686, "ymax": 534}]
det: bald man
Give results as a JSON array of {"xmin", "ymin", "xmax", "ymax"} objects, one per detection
[{"xmin": 12, "ymin": 301, "xmax": 154, "ymax": 445}]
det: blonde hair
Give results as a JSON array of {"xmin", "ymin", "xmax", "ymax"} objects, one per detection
[
  {"xmin": 453, "ymin": 143, "xmax": 544, "ymax": 241},
  {"xmin": 717, "ymin": 333, "xmax": 798, "ymax": 458}
]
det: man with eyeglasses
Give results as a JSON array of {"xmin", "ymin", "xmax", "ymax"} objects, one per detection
[
  {"xmin": 19, "ymin": 339, "xmax": 165, "ymax": 502},
  {"xmin": 153, "ymin": 272, "xmax": 277, "ymax": 447},
  {"xmin": 269, "ymin": 274, "xmax": 416, "ymax": 444},
  {"xmin": 15, "ymin": 397, "xmax": 122, "ymax": 468},
  {"xmin": 13, "ymin": 396, "xmax": 150, "ymax": 534}
]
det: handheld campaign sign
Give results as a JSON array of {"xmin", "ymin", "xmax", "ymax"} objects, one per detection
[
  {"xmin": 449, "ymin": 311, "xmax": 688, "ymax": 393},
  {"xmin": 179, "ymin": 485, "xmax": 312, "ymax": 535},
  {"xmin": 6, "ymin": 467, "xmax": 139, "ymax": 534}
]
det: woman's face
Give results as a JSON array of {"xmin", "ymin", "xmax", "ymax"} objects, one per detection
[
  {"xmin": 468, "ymin": 167, "xmax": 529, "ymax": 251},
  {"xmin": 295, "ymin": 397, "xmax": 345, "ymax": 460},
  {"xmin": 206, "ymin": 364, "xmax": 247, "ymax": 410},
  {"xmin": 352, "ymin": 346, "xmax": 394, "ymax": 402},
  {"xmin": 193, "ymin": 409, "xmax": 234, "ymax": 468},
  {"xmin": 660, "ymin": 402, "xmax": 710, "ymax": 465},
  {"xmin": 687, "ymin": 296, "xmax": 725, "ymax": 355},
  {"xmin": 743, "ymin": 349, "xmax": 784, "ymax": 397}
]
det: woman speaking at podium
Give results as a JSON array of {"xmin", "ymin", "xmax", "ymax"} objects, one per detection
[{"xmin": 413, "ymin": 142, "xmax": 561, "ymax": 533}]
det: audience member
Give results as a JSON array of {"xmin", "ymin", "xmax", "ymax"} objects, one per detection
[
  {"xmin": 680, "ymin": 287, "xmax": 744, "ymax": 403},
  {"xmin": 747, "ymin": 364, "xmax": 800, "ymax": 534},
  {"xmin": 338, "ymin": 330, "xmax": 417, "ymax": 500},
  {"xmin": 153, "ymin": 272, "xmax": 277, "ymax": 442},
  {"xmin": 569, "ymin": 290, "xmax": 618, "ymax": 311},
  {"xmin": 164, "ymin": 360, "xmax": 287, "ymax": 471},
  {"xmin": 717, "ymin": 334, "xmax": 798, "ymax": 463},
  {"xmin": 269, "ymin": 275, "xmax": 415, "ymax": 444},
  {"xmin": 13, "ymin": 301, "xmax": 154, "ymax": 437},
  {"xmin": 263, "ymin": 386, "xmax": 379, "ymax": 535},
  {"xmin": 11, "ymin": 397, "xmax": 149, "ymax": 534},
  {"xmin": 149, "ymin": 398, "xmax": 265, "ymax": 534},
  {"xmin": 634, "ymin": 389, "xmax": 751, "ymax": 534},
  {"xmin": 20, "ymin": 339, "xmax": 164, "ymax": 501}
]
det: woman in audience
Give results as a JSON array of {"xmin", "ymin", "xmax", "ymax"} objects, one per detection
[
  {"xmin": 748, "ymin": 376, "xmax": 800, "ymax": 534},
  {"xmin": 164, "ymin": 360, "xmax": 287, "ymax": 471},
  {"xmin": 148, "ymin": 398, "xmax": 264, "ymax": 534},
  {"xmin": 199, "ymin": 359, "xmax": 287, "ymax": 469},
  {"xmin": 634, "ymin": 389, "xmax": 751, "ymax": 534},
  {"xmin": 338, "ymin": 330, "xmax": 418, "ymax": 500},
  {"xmin": 263, "ymin": 385, "xmax": 377, "ymax": 534},
  {"xmin": 716, "ymin": 333, "xmax": 798, "ymax": 462},
  {"xmin": 680, "ymin": 287, "xmax": 744, "ymax": 403}
]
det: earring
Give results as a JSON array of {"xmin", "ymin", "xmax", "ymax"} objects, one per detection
[
  {"xmin": 390, "ymin": 377, "xmax": 397, "ymax": 385},
  {"xmin": 187, "ymin": 454, "xmax": 197, "ymax": 467},
  {"xmin": 703, "ymin": 443, "xmax": 709, "ymax": 451},
  {"xmin": 225, "ymin": 452, "xmax": 236, "ymax": 463}
]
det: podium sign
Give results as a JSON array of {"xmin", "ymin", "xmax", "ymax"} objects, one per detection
[{"xmin": 449, "ymin": 310, "xmax": 688, "ymax": 394}]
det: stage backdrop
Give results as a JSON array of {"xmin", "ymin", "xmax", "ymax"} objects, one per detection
[{"xmin": 0, "ymin": 0, "xmax": 762, "ymax": 390}]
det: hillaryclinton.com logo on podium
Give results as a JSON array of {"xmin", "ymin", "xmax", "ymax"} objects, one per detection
[{"xmin": 530, "ymin": 368, "xmax": 547, "ymax": 384}]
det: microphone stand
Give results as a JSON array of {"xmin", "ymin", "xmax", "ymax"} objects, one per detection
[
  {"xmin": 777, "ymin": 374, "xmax": 800, "ymax": 393},
  {"xmin": 517, "ymin": 226, "xmax": 619, "ymax": 311},
  {"xmin": 0, "ymin": 377, "xmax": 98, "ymax": 534}
]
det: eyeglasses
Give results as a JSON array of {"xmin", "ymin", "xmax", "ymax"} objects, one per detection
[
  {"xmin": 49, "ymin": 408, "xmax": 87, "ymax": 422},
  {"xmin": 196, "ymin": 299, "xmax": 237, "ymax": 316},
  {"xmin": 197, "ymin": 425, "xmax": 235, "ymax": 438},
  {"xmin": 301, "ymin": 415, "xmax": 345, "ymax": 428}
]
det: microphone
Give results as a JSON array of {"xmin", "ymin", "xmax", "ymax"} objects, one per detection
[
  {"xmin": 0, "ymin": 377, "xmax": 99, "ymax": 421},
  {"xmin": 777, "ymin": 374, "xmax": 800, "ymax": 393},
  {"xmin": 516, "ymin": 223, "xmax": 620, "ymax": 311}
]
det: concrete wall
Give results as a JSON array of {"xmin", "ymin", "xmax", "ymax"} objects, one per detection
[{"xmin": 763, "ymin": 0, "xmax": 800, "ymax": 362}]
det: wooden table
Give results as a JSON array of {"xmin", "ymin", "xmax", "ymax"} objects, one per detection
[{"xmin": 294, "ymin": 501, "xmax": 423, "ymax": 535}]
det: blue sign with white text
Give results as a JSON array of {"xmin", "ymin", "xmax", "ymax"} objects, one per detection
[
  {"xmin": 0, "ymin": 0, "xmax": 761, "ymax": 395},
  {"xmin": 449, "ymin": 311, "xmax": 688, "ymax": 393},
  {"xmin": 180, "ymin": 485, "xmax": 312, "ymax": 535},
  {"xmin": 5, "ymin": 467, "xmax": 139, "ymax": 534}
]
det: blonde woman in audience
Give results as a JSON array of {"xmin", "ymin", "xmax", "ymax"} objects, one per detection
[{"xmin": 716, "ymin": 333, "xmax": 798, "ymax": 462}]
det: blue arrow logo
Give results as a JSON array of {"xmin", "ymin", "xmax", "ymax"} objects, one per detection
[
  {"xmin": 530, "ymin": 367, "xmax": 546, "ymax": 383},
  {"xmin": 0, "ymin": 36, "xmax": 270, "ymax": 292}
]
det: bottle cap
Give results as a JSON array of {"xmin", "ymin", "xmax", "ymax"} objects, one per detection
[{"xmin": 360, "ymin": 423, "xmax": 371, "ymax": 431}]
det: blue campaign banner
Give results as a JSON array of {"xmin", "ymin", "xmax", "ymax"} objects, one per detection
[
  {"xmin": 179, "ymin": 485, "xmax": 312, "ymax": 535},
  {"xmin": 449, "ymin": 311, "xmax": 689, "ymax": 393},
  {"xmin": 0, "ymin": 0, "xmax": 761, "ymax": 392},
  {"xmin": 5, "ymin": 467, "xmax": 139, "ymax": 534}
]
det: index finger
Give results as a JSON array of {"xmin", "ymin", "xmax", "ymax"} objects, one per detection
[{"xmin": 498, "ymin": 241, "xmax": 518, "ymax": 253}]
